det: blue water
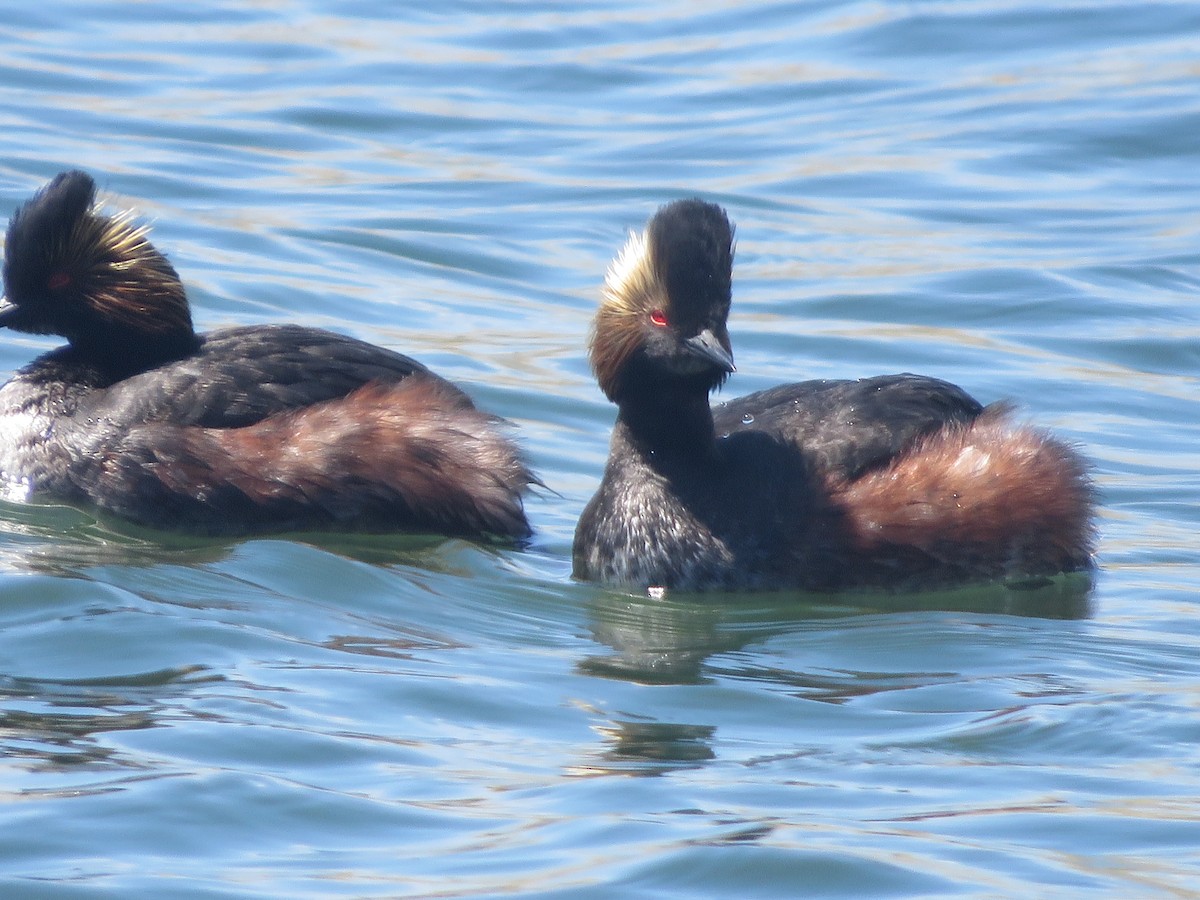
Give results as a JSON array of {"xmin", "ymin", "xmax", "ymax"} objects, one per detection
[{"xmin": 1, "ymin": 1, "xmax": 1199, "ymax": 896}]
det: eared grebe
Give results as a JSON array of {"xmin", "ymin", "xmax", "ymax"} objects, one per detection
[
  {"xmin": 573, "ymin": 199, "xmax": 1095, "ymax": 593},
  {"xmin": 0, "ymin": 170, "xmax": 536, "ymax": 538}
]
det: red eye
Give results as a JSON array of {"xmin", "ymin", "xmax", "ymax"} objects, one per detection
[{"xmin": 649, "ymin": 309, "xmax": 668, "ymax": 327}]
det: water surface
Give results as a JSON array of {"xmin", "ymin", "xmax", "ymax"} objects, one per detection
[{"xmin": 1, "ymin": 1, "xmax": 1198, "ymax": 897}]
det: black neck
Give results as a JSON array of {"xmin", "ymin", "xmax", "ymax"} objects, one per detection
[
  {"xmin": 615, "ymin": 380, "xmax": 717, "ymax": 462},
  {"xmin": 69, "ymin": 328, "xmax": 202, "ymax": 379}
]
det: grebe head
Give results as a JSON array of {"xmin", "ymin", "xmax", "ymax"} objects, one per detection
[
  {"xmin": 590, "ymin": 198, "xmax": 736, "ymax": 403},
  {"xmin": 1, "ymin": 170, "xmax": 196, "ymax": 363}
]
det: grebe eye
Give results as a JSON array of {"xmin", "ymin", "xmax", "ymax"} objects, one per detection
[
  {"xmin": 47, "ymin": 271, "xmax": 71, "ymax": 291},
  {"xmin": 649, "ymin": 309, "xmax": 669, "ymax": 327}
]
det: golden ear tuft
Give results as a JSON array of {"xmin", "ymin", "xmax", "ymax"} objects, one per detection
[
  {"xmin": 589, "ymin": 228, "xmax": 668, "ymax": 400},
  {"xmin": 70, "ymin": 199, "xmax": 192, "ymax": 336}
]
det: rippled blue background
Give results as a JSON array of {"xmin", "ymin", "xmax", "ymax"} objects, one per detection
[{"xmin": 2, "ymin": 2, "xmax": 1199, "ymax": 897}]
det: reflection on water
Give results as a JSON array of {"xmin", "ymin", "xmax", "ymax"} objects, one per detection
[
  {"xmin": 582, "ymin": 574, "xmax": 1093, "ymax": 687},
  {"xmin": 574, "ymin": 575, "xmax": 1095, "ymax": 776},
  {"xmin": 571, "ymin": 718, "xmax": 717, "ymax": 776},
  {"xmin": 0, "ymin": 499, "xmax": 514, "ymax": 577},
  {"xmin": 0, "ymin": 667, "xmax": 214, "ymax": 772}
]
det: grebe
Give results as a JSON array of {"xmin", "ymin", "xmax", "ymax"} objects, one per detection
[
  {"xmin": 573, "ymin": 199, "xmax": 1094, "ymax": 592},
  {"xmin": 0, "ymin": 170, "xmax": 536, "ymax": 538}
]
